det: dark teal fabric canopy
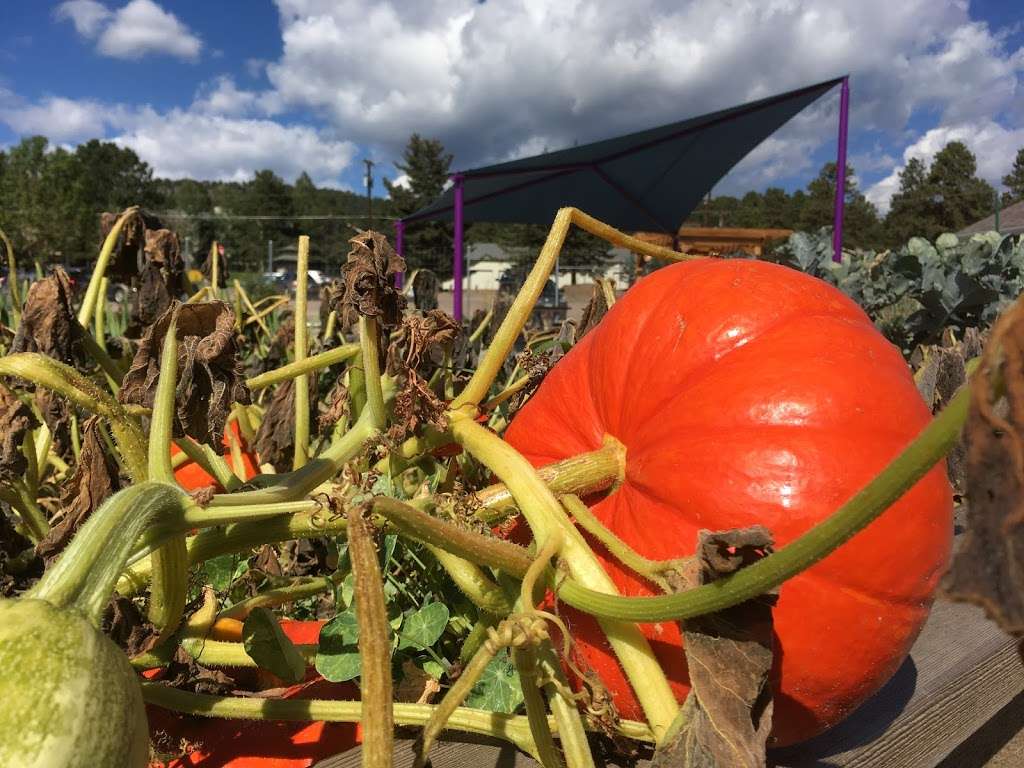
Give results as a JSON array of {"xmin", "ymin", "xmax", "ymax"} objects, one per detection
[
  {"xmin": 396, "ymin": 75, "xmax": 851, "ymax": 320},
  {"xmin": 405, "ymin": 76, "xmax": 845, "ymax": 233}
]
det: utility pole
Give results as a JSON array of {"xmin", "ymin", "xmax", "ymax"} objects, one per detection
[{"xmin": 364, "ymin": 159, "xmax": 375, "ymax": 229}]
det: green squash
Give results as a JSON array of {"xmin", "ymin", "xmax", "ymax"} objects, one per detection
[{"xmin": 0, "ymin": 599, "xmax": 149, "ymax": 768}]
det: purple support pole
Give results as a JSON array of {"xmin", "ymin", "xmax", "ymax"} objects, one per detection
[
  {"xmin": 452, "ymin": 174, "xmax": 465, "ymax": 323},
  {"xmin": 832, "ymin": 77, "xmax": 850, "ymax": 263},
  {"xmin": 394, "ymin": 219, "xmax": 405, "ymax": 289}
]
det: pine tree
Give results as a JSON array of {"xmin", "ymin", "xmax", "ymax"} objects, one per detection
[
  {"xmin": 927, "ymin": 141, "xmax": 995, "ymax": 233},
  {"xmin": 798, "ymin": 162, "xmax": 881, "ymax": 247},
  {"xmin": 885, "ymin": 157, "xmax": 935, "ymax": 244},
  {"xmin": 1003, "ymin": 147, "xmax": 1024, "ymax": 202},
  {"xmin": 384, "ymin": 134, "xmax": 454, "ymax": 277}
]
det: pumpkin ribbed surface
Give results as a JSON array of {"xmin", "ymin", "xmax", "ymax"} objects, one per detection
[{"xmin": 504, "ymin": 258, "xmax": 952, "ymax": 746}]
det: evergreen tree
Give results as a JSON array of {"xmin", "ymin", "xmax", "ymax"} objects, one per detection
[
  {"xmin": 1002, "ymin": 147, "xmax": 1024, "ymax": 202},
  {"xmin": 927, "ymin": 141, "xmax": 995, "ymax": 233},
  {"xmin": 884, "ymin": 157, "xmax": 935, "ymax": 244},
  {"xmin": 384, "ymin": 134, "xmax": 453, "ymax": 276},
  {"xmin": 798, "ymin": 162, "xmax": 881, "ymax": 247}
]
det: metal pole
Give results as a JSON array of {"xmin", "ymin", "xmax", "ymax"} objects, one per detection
[
  {"xmin": 394, "ymin": 220, "xmax": 405, "ymax": 289},
  {"xmin": 267, "ymin": 240, "xmax": 273, "ymax": 274},
  {"xmin": 832, "ymin": 77, "xmax": 850, "ymax": 263},
  {"xmin": 453, "ymin": 174, "xmax": 465, "ymax": 323},
  {"xmin": 364, "ymin": 159, "xmax": 375, "ymax": 229}
]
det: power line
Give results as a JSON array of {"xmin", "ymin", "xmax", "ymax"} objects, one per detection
[{"xmin": 152, "ymin": 212, "xmax": 399, "ymax": 221}]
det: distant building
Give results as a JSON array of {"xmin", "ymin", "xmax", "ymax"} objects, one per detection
[
  {"xmin": 441, "ymin": 242, "xmax": 632, "ymax": 290},
  {"xmin": 959, "ymin": 200, "xmax": 1024, "ymax": 237}
]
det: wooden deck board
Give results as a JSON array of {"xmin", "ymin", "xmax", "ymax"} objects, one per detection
[{"xmin": 316, "ymin": 600, "xmax": 1024, "ymax": 768}]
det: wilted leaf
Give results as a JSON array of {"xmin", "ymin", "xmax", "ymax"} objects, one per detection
[
  {"xmin": 388, "ymin": 309, "xmax": 460, "ymax": 376},
  {"xmin": 398, "ymin": 602, "xmax": 449, "ymax": 650},
  {"xmin": 103, "ymin": 595, "xmax": 159, "ymax": 657},
  {"xmin": 943, "ymin": 299, "xmax": 1024, "ymax": 654},
  {"xmin": 333, "ymin": 230, "xmax": 406, "ymax": 328},
  {"xmin": 34, "ymin": 390, "xmax": 71, "ymax": 461},
  {"xmin": 36, "ymin": 416, "xmax": 120, "ymax": 562},
  {"xmin": 252, "ymin": 375, "xmax": 317, "ymax": 471},
  {"xmin": 242, "ymin": 607, "xmax": 307, "ymax": 685},
  {"xmin": 0, "ymin": 386, "xmax": 38, "ymax": 485},
  {"xmin": 119, "ymin": 302, "xmax": 251, "ymax": 448},
  {"xmin": 653, "ymin": 526, "xmax": 776, "ymax": 768},
  {"xmin": 411, "ymin": 269, "xmax": 439, "ymax": 312},
  {"xmin": 10, "ymin": 267, "xmax": 81, "ymax": 365},
  {"xmin": 577, "ymin": 280, "xmax": 611, "ymax": 338},
  {"xmin": 395, "ymin": 659, "xmax": 442, "ymax": 704},
  {"xmin": 123, "ymin": 227, "xmax": 187, "ymax": 337},
  {"xmin": 389, "ymin": 370, "xmax": 448, "ymax": 444}
]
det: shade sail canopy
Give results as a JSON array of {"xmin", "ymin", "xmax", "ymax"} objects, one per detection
[{"xmin": 405, "ymin": 76, "xmax": 845, "ymax": 234}]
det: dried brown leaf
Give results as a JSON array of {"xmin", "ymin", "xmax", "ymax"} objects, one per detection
[
  {"xmin": 387, "ymin": 309, "xmax": 461, "ymax": 377},
  {"xmin": 389, "ymin": 370, "xmax": 449, "ymax": 444},
  {"xmin": 411, "ymin": 269, "xmax": 440, "ymax": 312},
  {"xmin": 252, "ymin": 375, "xmax": 317, "ymax": 472},
  {"xmin": 10, "ymin": 266, "xmax": 81, "ymax": 364},
  {"xmin": 36, "ymin": 416, "xmax": 120, "ymax": 562},
  {"xmin": 119, "ymin": 302, "xmax": 251, "ymax": 448},
  {"xmin": 252, "ymin": 544, "xmax": 283, "ymax": 578},
  {"xmin": 0, "ymin": 386, "xmax": 39, "ymax": 485},
  {"xmin": 103, "ymin": 595, "xmax": 160, "ymax": 657},
  {"xmin": 34, "ymin": 389, "xmax": 71, "ymax": 461},
  {"xmin": 577, "ymin": 281, "xmax": 611, "ymax": 339},
  {"xmin": 318, "ymin": 379, "xmax": 349, "ymax": 436},
  {"xmin": 653, "ymin": 526, "xmax": 776, "ymax": 768},
  {"xmin": 333, "ymin": 230, "xmax": 406, "ymax": 328},
  {"xmin": 943, "ymin": 302, "xmax": 1024, "ymax": 654}
]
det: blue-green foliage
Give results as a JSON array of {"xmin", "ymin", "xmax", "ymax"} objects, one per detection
[{"xmin": 761, "ymin": 228, "xmax": 1024, "ymax": 354}]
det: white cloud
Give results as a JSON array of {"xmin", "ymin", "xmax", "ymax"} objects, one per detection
[
  {"xmin": 112, "ymin": 109, "xmax": 356, "ymax": 186},
  {"xmin": 866, "ymin": 120, "xmax": 1024, "ymax": 212},
  {"xmin": 55, "ymin": 0, "xmax": 112, "ymax": 38},
  {"xmin": 56, "ymin": 0, "xmax": 202, "ymax": 61},
  {"xmin": 191, "ymin": 76, "xmax": 282, "ymax": 117},
  {"xmin": 0, "ymin": 89, "xmax": 115, "ymax": 142},
  {"xmin": 0, "ymin": 92, "xmax": 355, "ymax": 188},
  {"xmin": 265, "ymin": 0, "xmax": 1022, "ymax": 189}
]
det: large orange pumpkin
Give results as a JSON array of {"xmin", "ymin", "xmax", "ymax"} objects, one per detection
[{"xmin": 504, "ymin": 258, "xmax": 952, "ymax": 746}]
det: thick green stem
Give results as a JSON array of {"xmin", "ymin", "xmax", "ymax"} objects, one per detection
[
  {"xmin": 557, "ymin": 384, "xmax": 970, "ymax": 622},
  {"xmin": 29, "ymin": 482, "xmax": 187, "ymax": 625},
  {"xmin": 474, "ymin": 437, "xmax": 624, "ymax": 519},
  {"xmin": 348, "ymin": 507, "xmax": 394, "ymax": 768},
  {"xmin": 359, "ymin": 316, "xmax": 387, "ymax": 431},
  {"xmin": 173, "ymin": 436, "xmax": 240, "ymax": 491},
  {"xmin": 449, "ymin": 411, "xmax": 679, "ymax": 742},
  {"xmin": 0, "ymin": 352, "xmax": 147, "ymax": 479},
  {"xmin": 147, "ymin": 322, "xmax": 188, "ymax": 637},
  {"xmin": 247, "ymin": 344, "xmax": 359, "ymax": 391},
  {"xmin": 218, "ymin": 574, "xmax": 339, "ymax": 620},
  {"xmin": 453, "ymin": 208, "xmax": 691, "ymax": 409},
  {"xmin": 78, "ymin": 207, "xmax": 139, "ymax": 329},
  {"xmin": 515, "ymin": 645, "xmax": 564, "ymax": 768},
  {"xmin": 141, "ymin": 684, "xmax": 548, "ymax": 753},
  {"xmin": 293, "ymin": 235, "xmax": 311, "ymax": 470},
  {"xmin": 426, "ymin": 545, "xmax": 516, "ymax": 616}
]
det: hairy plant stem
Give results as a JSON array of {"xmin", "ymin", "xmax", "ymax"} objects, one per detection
[
  {"xmin": 561, "ymin": 494, "xmax": 679, "ymax": 591},
  {"xmin": 147, "ymin": 322, "xmax": 188, "ymax": 638},
  {"xmin": 217, "ymin": 573, "xmax": 340, "ymax": 620},
  {"xmin": 448, "ymin": 411, "xmax": 679, "ymax": 742},
  {"xmin": 292, "ymin": 235, "xmax": 312, "ymax": 469},
  {"xmin": 77, "ymin": 206, "xmax": 138, "ymax": 329},
  {"xmin": 173, "ymin": 435, "xmax": 241, "ymax": 491},
  {"xmin": 30, "ymin": 482, "xmax": 187, "ymax": 625},
  {"xmin": 0, "ymin": 227, "xmax": 20, "ymax": 326},
  {"xmin": 557, "ymin": 382, "xmax": 971, "ymax": 622},
  {"xmin": 210, "ymin": 241, "xmax": 220, "ymax": 300},
  {"xmin": 474, "ymin": 436, "xmax": 625, "ymax": 519},
  {"xmin": 348, "ymin": 507, "xmax": 394, "ymax": 768},
  {"xmin": 0, "ymin": 352, "xmax": 147, "ymax": 479},
  {"xmin": 247, "ymin": 344, "xmax": 359, "ymax": 391},
  {"xmin": 360, "ymin": 316, "xmax": 387, "ymax": 430},
  {"xmin": 452, "ymin": 208, "xmax": 692, "ymax": 409}
]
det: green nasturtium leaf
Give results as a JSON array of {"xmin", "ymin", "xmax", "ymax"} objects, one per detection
[
  {"xmin": 242, "ymin": 608, "xmax": 306, "ymax": 685},
  {"xmin": 398, "ymin": 602, "xmax": 449, "ymax": 650},
  {"xmin": 316, "ymin": 609, "xmax": 363, "ymax": 682},
  {"xmin": 465, "ymin": 651, "xmax": 524, "ymax": 714}
]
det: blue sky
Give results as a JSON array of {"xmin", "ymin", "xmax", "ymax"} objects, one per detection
[{"xmin": 1, "ymin": 1, "xmax": 1022, "ymax": 212}]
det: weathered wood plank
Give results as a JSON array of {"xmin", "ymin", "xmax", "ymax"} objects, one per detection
[{"xmin": 316, "ymin": 600, "xmax": 1024, "ymax": 768}]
